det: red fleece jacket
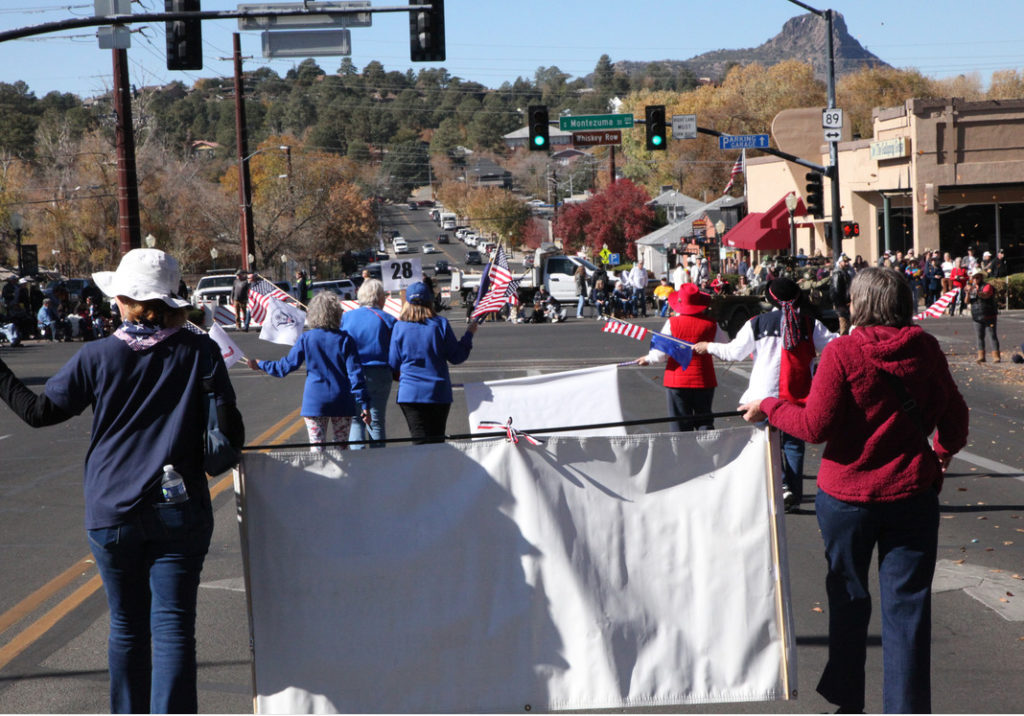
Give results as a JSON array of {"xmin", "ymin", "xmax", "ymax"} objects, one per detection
[{"xmin": 761, "ymin": 325, "xmax": 969, "ymax": 503}]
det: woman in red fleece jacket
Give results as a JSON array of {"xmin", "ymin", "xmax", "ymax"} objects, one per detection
[{"xmin": 740, "ymin": 268, "xmax": 968, "ymax": 714}]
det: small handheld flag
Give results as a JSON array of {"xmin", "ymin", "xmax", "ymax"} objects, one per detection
[
  {"xmin": 602, "ymin": 318, "xmax": 648, "ymax": 341},
  {"xmin": 651, "ymin": 333, "xmax": 693, "ymax": 371}
]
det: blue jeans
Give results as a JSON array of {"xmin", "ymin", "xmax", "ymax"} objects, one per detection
[
  {"xmin": 815, "ymin": 489, "xmax": 938, "ymax": 714},
  {"xmin": 780, "ymin": 430, "xmax": 805, "ymax": 504},
  {"xmin": 88, "ymin": 498, "xmax": 213, "ymax": 714},
  {"xmin": 576, "ymin": 294, "xmax": 586, "ymax": 317},
  {"xmin": 349, "ymin": 364, "xmax": 393, "ymax": 448},
  {"xmin": 665, "ymin": 386, "xmax": 715, "ymax": 431}
]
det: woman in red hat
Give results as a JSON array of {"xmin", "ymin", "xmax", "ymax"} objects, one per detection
[{"xmin": 637, "ymin": 284, "xmax": 727, "ymax": 431}]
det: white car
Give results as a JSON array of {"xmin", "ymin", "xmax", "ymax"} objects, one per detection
[
  {"xmin": 421, "ymin": 243, "xmax": 437, "ymax": 254},
  {"xmin": 464, "ymin": 235, "xmax": 478, "ymax": 247},
  {"xmin": 392, "ymin": 237, "xmax": 410, "ymax": 254},
  {"xmin": 312, "ymin": 279, "xmax": 357, "ymax": 300}
]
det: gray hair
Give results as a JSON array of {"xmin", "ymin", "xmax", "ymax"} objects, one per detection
[
  {"xmin": 306, "ymin": 291, "xmax": 342, "ymax": 330},
  {"xmin": 850, "ymin": 267, "xmax": 914, "ymax": 329},
  {"xmin": 357, "ymin": 278, "xmax": 385, "ymax": 307}
]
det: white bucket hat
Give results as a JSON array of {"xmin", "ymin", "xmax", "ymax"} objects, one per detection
[{"xmin": 92, "ymin": 248, "xmax": 190, "ymax": 308}]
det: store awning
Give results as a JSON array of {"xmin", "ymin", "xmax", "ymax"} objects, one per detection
[{"xmin": 723, "ymin": 195, "xmax": 805, "ymax": 251}]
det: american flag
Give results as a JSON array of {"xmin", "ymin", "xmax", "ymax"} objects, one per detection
[
  {"xmin": 602, "ymin": 318, "xmax": 648, "ymax": 341},
  {"xmin": 471, "ymin": 246, "xmax": 520, "ymax": 319},
  {"xmin": 248, "ymin": 276, "xmax": 293, "ymax": 325},
  {"xmin": 913, "ymin": 287, "xmax": 960, "ymax": 320},
  {"xmin": 722, "ymin": 151, "xmax": 744, "ymax": 194}
]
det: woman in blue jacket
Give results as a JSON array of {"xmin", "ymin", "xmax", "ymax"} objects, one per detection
[
  {"xmin": 247, "ymin": 292, "xmax": 370, "ymax": 451},
  {"xmin": 342, "ymin": 278, "xmax": 395, "ymax": 448},
  {"xmin": 388, "ymin": 281, "xmax": 478, "ymax": 443}
]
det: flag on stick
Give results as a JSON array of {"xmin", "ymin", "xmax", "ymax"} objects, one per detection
[
  {"xmin": 651, "ymin": 333, "xmax": 693, "ymax": 371},
  {"xmin": 208, "ymin": 322, "xmax": 244, "ymax": 368},
  {"xmin": 913, "ymin": 288, "xmax": 960, "ymax": 320},
  {"xmin": 723, "ymin": 151, "xmax": 744, "ymax": 194},
  {"xmin": 471, "ymin": 246, "xmax": 520, "ymax": 319},
  {"xmin": 259, "ymin": 297, "xmax": 306, "ymax": 346},
  {"xmin": 248, "ymin": 276, "xmax": 294, "ymax": 325},
  {"xmin": 602, "ymin": 318, "xmax": 648, "ymax": 341}
]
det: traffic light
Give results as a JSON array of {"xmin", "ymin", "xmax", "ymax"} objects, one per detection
[
  {"xmin": 842, "ymin": 221, "xmax": 860, "ymax": 238},
  {"xmin": 805, "ymin": 171, "xmax": 824, "ymax": 219},
  {"xmin": 165, "ymin": 0, "xmax": 202, "ymax": 71},
  {"xmin": 645, "ymin": 104, "xmax": 667, "ymax": 151},
  {"xmin": 528, "ymin": 105, "xmax": 549, "ymax": 151},
  {"xmin": 409, "ymin": 0, "xmax": 445, "ymax": 62}
]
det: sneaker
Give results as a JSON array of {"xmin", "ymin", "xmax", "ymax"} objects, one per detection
[{"xmin": 782, "ymin": 488, "xmax": 797, "ymax": 512}]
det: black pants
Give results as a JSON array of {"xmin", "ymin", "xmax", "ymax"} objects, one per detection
[
  {"xmin": 665, "ymin": 386, "xmax": 715, "ymax": 431},
  {"xmin": 399, "ymin": 402, "xmax": 451, "ymax": 445}
]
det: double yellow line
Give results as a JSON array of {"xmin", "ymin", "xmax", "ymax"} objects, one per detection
[{"xmin": 0, "ymin": 408, "xmax": 303, "ymax": 672}]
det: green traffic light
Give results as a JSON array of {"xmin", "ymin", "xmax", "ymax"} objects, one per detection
[
  {"xmin": 534, "ymin": 136, "xmax": 546, "ymax": 147},
  {"xmin": 652, "ymin": 135, "xmax": 663, "ymax": 146}
]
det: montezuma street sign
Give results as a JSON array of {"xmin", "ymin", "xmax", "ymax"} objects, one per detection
[
  {"xmin": 572, "ymin": 130, "xmax": 621, "ymax": 146},
  {"xmin": 559, "ymin": 114, "xmax": 634, "ymax": 132}
]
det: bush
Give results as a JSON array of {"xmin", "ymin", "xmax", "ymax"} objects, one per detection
[{"xmin": 988, "ymin": 273, "xmax": 1024, "ymax": 309}]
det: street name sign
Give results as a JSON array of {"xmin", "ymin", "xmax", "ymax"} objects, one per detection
[
  {"xmin": 238, "ymin": 1, "xmax": 371, "ymax": 30},
  {"xmin": 671, "ymin": 114, "xmax": 697, "ymax": 139},
  {"xmin": 718, "ymin": 134, "xmax": 769, "ymax": 150},
  {"xmin": 559, "ymin": 114, "xmax": 634, "ymax": 132},
  {"xmin": 572, "ymin": 130, "xmax": 621, "ymax": 146},
  {"xmin": 262, "ymin": 29, "xmax": 351, "ymax": 57}
]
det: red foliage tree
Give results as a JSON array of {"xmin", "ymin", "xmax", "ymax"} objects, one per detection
[
  {"xmin": 517, "ymin": 217, "xmax": 548, "ymax": 250},
  {"xmin": 553, "ymin": 179, "xmax": 654, "ymax": 260}
]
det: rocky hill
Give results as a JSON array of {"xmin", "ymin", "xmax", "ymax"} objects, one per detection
[{"xmin": 609, "ymin": 12, "xmax": 889, "ymax": 84}]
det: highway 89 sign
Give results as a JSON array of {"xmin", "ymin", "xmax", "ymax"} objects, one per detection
[
  {"xmin": 822, "ymin": 108, "xmax": 844, "ymax": 129},
  {"xmin": 382, "ymin": 258, "xmax": 423, "ymax": 292}
]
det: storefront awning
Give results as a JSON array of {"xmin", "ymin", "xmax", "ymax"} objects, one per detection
[{"xmin": 723, "ymin": 195, "xmax": 805, "ymax": 251}]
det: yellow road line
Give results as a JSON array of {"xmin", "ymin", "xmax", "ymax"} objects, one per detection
[
  {"xmin": 0, "ymin": 574, "xmax": 104, "ymax": 672},
  {"xmin": 0, "ymin": 409, "xmax": 302, "ymax": 672}
]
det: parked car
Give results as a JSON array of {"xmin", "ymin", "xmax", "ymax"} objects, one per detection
[
  {"xmin": 312, "ymin": 279, "xmax": 357, "ymax": 300},
  {"xmin": 361, "ymin": 262, "xmax": 383, "ymax": 281},
  {"xmin": 465, "ymin": 250, "xmax": 482, "ymax": 265},
  {"xmin": 434, "ymin": 259, "xmax": 451, "ymax": 275},
  {"xmin": 464, "ymin": 235, "xmax": 478, "ymax": 247},
  {"xmin": 407, "ymin": 202, "xmax": 417, "ymax": 211},
  {"xmin": 192, "ymin": 270, "xmax": 238, "ymax": 307},
  {"xmin": 421, "ymin": 243, "xmax": 437, "ymax": 254}
]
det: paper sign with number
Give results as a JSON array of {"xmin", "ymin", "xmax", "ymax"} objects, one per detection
[{"xmin": 382, "ymin": 258, "xmax": 423, "ymax": 292}]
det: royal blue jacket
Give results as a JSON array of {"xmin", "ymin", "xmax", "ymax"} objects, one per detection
[
  {"xmin": 258, "ymin": 328, "xmax": 369, "ymax": 417},
  {"xmin": 342, "ymin": 306, "xmax": 396, "ymax": 367},
  {"xmin": 388, "ymin": 316, "xmax": 473, "ymax": 404}
]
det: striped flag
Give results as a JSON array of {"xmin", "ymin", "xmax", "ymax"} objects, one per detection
[
  {"xmin": 471, "ymin": 246, "xmax": 520, "ymax": 319},
  {"xmin": 602, "ymin": 318, "xmax": 648, "ymax": 341},
  {"xmin": 723, "ymin": 151, "xmax": 744, "ymax": 194},
  {"xmin": 248, "ymin": 277, "xmax": 293, "ymax": 325},
  {"xmin": 913, "ymin": 287, "xmax": 960, "ymax": 320}
]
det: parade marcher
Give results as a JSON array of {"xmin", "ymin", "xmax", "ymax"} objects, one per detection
[
  {"xmin": 966, "ymin": 269, "xmax": 1000, "ymax": 363},
  {"xmin": 737, "ymin": 267, "xmax": 968, "ymax": 714},
  {"xmin": 247, "ymin": 292, "xmax": 370, "ymax": 452},
  {"xmin": 389, "ymin": 281, "xmax": 477, "ymax": 443},
  {"xmin": 637, "ymin": 284, "xmax": 728, "ymax": 431},
  {"xmin": 231, "ymin": 270, "xmax": 250, "ymax": 331},
  {"xmin": 695, "ymin": 277, "xmax": 837, "ymax": 512},
  {"xmin": 342, "ymin": 279, "xmax": 396, "ymax": 448},
  {"xmin": 0, "ymin": 248, "xmax": 245, "ymax": 713},
  {"xmin": 829, "ymin": 253, "xmax": 853, "ymax": 335}
]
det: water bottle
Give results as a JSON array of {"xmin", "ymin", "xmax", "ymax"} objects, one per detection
[{"xmin": 161, "ymin": 465, "xmax": 189, "ymax": 504}]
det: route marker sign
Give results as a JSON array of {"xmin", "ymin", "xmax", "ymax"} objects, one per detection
[
  {"xmin": 718, "ymin": 134, "xmax": 769, "ymax": 150},
  {"xmin": 559, "ymin": 114, "xmax": 634, "ymax": 132},
  {"xmin": 821, "ymin": 108, "xmax": 844, "ymax": 129}
]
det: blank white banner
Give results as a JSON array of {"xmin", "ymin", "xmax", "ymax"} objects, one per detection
[{"xmin": 238, "ymin": 427, "xmax": 795, "ymax": 713}]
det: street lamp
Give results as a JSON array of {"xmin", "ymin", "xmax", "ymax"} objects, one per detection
[
  {"xmin": 10, "ymin": 212, "xmax": 24, "ymax": 278},
  {"xmin": 210, "ymin": 247, "xmax": 219, "ymax": 270},
  {"xmin": 784, "ymin": 192, "xmax": 799, "ymax": 256},
  {"xmin": 144, "ymin": 233, "xmax": 156, "ymax": 249}
]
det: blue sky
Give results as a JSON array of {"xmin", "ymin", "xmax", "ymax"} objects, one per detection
[{"xmin": 0, "ymin": 0, "xmax": 1022, "ymax": 98}]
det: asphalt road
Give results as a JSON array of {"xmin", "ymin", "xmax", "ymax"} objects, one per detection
[{"xmin": 0, "ymin": 283, "xmax": 1022, "ymax": 712}]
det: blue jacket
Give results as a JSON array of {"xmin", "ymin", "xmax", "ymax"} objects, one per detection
[
  {"xmin": 388, "ymin": 316, "xmax": 473, "ymax": 404},
  {"xmin": 258, "ymin": 328, "xmax": 369, "ymax": 417},
  {"xmin": 342, "ymin": 305, "xmax": 396, "ymax": 367}
]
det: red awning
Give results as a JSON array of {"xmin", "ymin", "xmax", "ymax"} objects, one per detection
[{"xmin": 723, "ymin": 195, "xmax": 805, "ymax": 251}]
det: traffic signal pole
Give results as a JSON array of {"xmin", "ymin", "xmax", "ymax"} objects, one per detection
[
  {"xmin": 112, "ymin": 48, "xmax": 141, "ymax": 253},
  {"xmin": 825, "ymin": 9, "xmax": 842, "ymax": 261},
  {"xmin": 233, "ymin": 33, "xmax": 255, "ymax": 271}
]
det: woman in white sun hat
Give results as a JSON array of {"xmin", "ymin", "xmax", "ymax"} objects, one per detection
[{"xmin": 0, "ymin": 248, "xmax": 244, "ymax": 713}]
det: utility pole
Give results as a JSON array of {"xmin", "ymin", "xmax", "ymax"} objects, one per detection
[
  {"xmin": 112, "ymin": 48, "xmax": 141, "ymax": 254},
  {"xmin": 232, "ymin": 33, "xmax": 255, "ymax": 271}
]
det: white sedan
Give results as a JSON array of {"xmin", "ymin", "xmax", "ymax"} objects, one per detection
[{"xmin": 421, "ymin": 243, "xmax": 437, "ymax": 254}]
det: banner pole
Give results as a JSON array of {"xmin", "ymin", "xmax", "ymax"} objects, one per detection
[{"xmin": 764, "ymin": 427, "xmax": 796, "ymax": 699}]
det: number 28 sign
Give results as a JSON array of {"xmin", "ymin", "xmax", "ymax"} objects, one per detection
[{"xmin": 382, "ymin": 258, "xmax": 423, "ymax": 292}]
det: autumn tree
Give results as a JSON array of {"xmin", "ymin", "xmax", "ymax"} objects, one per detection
[
  {"xmin": 837, "ymin": 67, "xmax": 938, "ymax": 139},
  {"xmin": 553, "ymin": 179, "xmax": 654, "ymax": 259},
  {"xmin": 464, "ymin": 187, "xmax": 531, "ymax": 244}
]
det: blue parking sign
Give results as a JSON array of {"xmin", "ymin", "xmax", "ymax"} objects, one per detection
[{"xmin": 609, "ymin": 253, "xmax": 621, "ymax": 266}]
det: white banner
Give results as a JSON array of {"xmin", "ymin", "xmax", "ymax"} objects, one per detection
[
  {"xmin": 258, "ymin": 297, "xmax": 306, "ymax": 346},
  {"xmin": 238, "ymin": 428, "xmax": 795, "ymax": 713},
  {"xmin": 464, "ymin": 364, "xmax": 627, "ymax": 437}
]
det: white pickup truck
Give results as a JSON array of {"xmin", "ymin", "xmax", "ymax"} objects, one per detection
[{"xmin": 456, "ymin": 244, "xmax": 611, "ymax": 305}]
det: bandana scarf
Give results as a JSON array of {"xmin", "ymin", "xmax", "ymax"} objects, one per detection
[
  {"xmin": 767, "ymin": 286, "xmax": 806, "ymax": 351},
  {"xmin": 113, "ymin": 321, "xmax": 181, "ymax": 351}
]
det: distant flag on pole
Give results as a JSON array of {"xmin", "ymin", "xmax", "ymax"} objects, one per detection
[
  {"xmin": 913, "ymin": 287, "xmax": 960, "ymax": 320},
  {"xmin": 247, "ymin": 276, "xmax": 293, "ymax": 325},
  {"xmin": 602, "ymin": 318, "xmax": 648, "ymax": 341},
  {"xmin": 723, "ymin": 151, "xmax": 744, "ymax": 194},
  {"xmin": 471, "ymin": 246, "xmax": 520, "ymax": 319}
]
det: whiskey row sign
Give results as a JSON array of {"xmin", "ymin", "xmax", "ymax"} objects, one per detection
[{"xmin": 572, "ymin": 130, "xmax": 621, "ymax": 147}]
